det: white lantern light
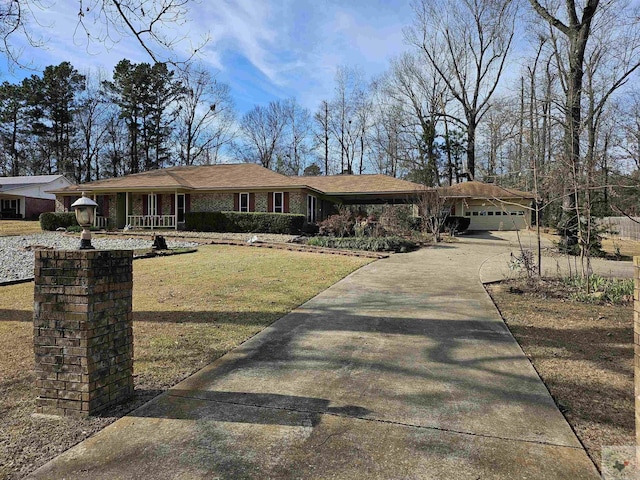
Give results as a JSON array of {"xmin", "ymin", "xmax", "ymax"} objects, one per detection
[{"xmin": 71, "ymin": 192, "xmax": 98, "ymax": 250}]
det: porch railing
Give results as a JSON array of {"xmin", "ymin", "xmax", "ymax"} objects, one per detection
[
  {"xmin": 127, "ymin": 215, "xmax": 176, "ymax": 229},
  {"xmin": 94, "ymin": 216, "xmax": 108, "ymax": 229}
]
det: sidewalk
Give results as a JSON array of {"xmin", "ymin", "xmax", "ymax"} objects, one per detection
[{"xmin": 28, "ymin": 235, "xmax": 600, "ymax": 479}]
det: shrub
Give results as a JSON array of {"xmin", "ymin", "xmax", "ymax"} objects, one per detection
[
  {"xmin": 39, "ymin": 212, "xmax": 78, "ymax": 231},
  {"xmin": 379, "ymin": 205, "xmax": 421, "ymax": 236},
  {"xmin": 185, "ymin": 211, "xmax": 305, "ymax": 234},
  {"xmin": 318, "ymin": 208, "xmax": 355, "ymax": 237},
  {"xmin": 442, "ymin": 216, "xmax": 470, "ymax": 234},
  {"xmin": 307, "ymin": 235, "xmax": 417, "ymax": 253},
  {"xmin": 562, "ymin": 274, "xmax": 633, "ymax": 304}
]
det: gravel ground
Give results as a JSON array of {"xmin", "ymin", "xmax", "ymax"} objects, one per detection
[{"xmin": 0, "ymin": 233, "xmax": 198, "ymax": 283}]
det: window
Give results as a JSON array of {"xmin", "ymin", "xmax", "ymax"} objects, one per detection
[
  {"xmin": 239, "ymin": 193, "xmax": 249, "ymax": 212},
  {"xmin": 480, "ymin": 211, "xmax": 488, "ymax": 216},
  {"xmin": 510, "ymin": 211, "xmax": 518, "ymax": 216},
  {"xmin": 273, "ymin": 192, "xmax": 284, "ymax": 213},
  {"xmin": 472, "ymin": 211, "xmax": 479, "ymax": 216},
  {"xmin": 147, "ymin": 194, "xmax": 157, "ymax": 216},
  {"xmin": 307, "ymin": 195, "xmax": 317, "ymax": 223},
  {"xmin": 1, "ymin": 199, "xmax": 18, "ymax": 212},
  {"xmin": 464, "ymin": 212, "xmax": 471, "ymax": 217},
  {"xmin": 488, "ymin": 211, "xmax": 494, "ymax": 216},
  {"xmin": 177, "ymin": 194, "xmax": 185, "ymax": 222}
]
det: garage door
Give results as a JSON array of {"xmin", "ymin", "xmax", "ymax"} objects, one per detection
[{"xmin": 464, "ymin": 207, "xmax": 528, "ymax": 230}]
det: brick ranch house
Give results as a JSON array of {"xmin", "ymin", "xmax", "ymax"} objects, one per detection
[
  {"xmin": 1, "ymin": 174, "xmax": 72, "ymax": 219},
  {"xmin": 51, "ymin": 164, "xmax": 535, "ymax": 231},
  {"xmin": 51, "ymin": 163, "xmax": 426, "ymax": 230}
]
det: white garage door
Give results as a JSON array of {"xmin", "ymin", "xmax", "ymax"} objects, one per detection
[{"xmin": 464, "ymin": 207, "xmax": 528, "ymax": 231}]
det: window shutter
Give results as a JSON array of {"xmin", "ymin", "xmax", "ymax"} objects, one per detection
[
  {"xmin": 185, "ymin": 194, "xmax": 191, "ymax": 212},
  {"xmin": 64, "ymin": 196, "xmax": 70, "ymax": 211},
  {"xmin": 284, "ymin": 192, "xmax": 290, "ymax": 213},
  {"xmin": 143, "ymin": 195, "xmax": 148, "ymax": 215},
  {"xmin": 249, "ymin": 193, "xmax": 255, "ymax": 212},
  {"xmin": 157, "ymin": 194, "xmax": 163, "ymax": 215},
  {"xmin": 103, "ymin": 196, "xmax": 110, "ymax": 217},
  {"xmin": 267, "ymin": 192, "xmax": 273, "ymax": 212},
  {"xmin": 234, "ymin": 193, "xmax": 239, "ymax": 211},
  {"xmin": 170, "ymin": 195, "xmax": 175, "ymax": 215}
]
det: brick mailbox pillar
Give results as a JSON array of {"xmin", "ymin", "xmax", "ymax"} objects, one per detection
[{"xmin": 33, "ymin": 250, "xmax": 134, "ymax": 416}]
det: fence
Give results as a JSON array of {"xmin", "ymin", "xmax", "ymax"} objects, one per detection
[{"xmin": 598, "ymin": 217, "xmax": 640, "ymax": 241}]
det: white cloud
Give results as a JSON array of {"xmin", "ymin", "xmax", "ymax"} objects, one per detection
[{"xmin": 0, "ymin": 0, "xmax": 415, "ymax": 115}]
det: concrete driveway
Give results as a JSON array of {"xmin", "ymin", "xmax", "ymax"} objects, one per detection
[
  {"xmin": 28, "ymin": 233, "xmax": 600, "ymax": 479},
  {"xmin": 472, "ymin": 229, "xmax": 634, "ymax": 283}
]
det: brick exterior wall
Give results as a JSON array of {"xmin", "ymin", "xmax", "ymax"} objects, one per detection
[
  {"xmin": 25, "ymin": 197, "xmax": 55, "ymax": 220},
  {"xmin": 289, "ymin": 191, "xmax": 305, "ymax": 215},
  {"xmin": 132, "ymin": 194, "xmax": 143, "ymax": 216},
  {"xmin": 192, "ymin": 192, "xmax": 235, "ymax": 212},
  {"xmin": 33, "ymin": 250, "xmax": 134, "ymax": 416},
  {"xmin": 54, "ymin": 198, "xmax": 65, "ymax": 213},
  {"xmin": 255, "ymin": 192, "xmax": 268, "ymax": 212},
  {"xmin": 160, "ymin": 194, "xmax": 173, "ymax": 215}
]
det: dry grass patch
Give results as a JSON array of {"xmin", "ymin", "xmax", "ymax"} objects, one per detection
[
  {"xmin": 0, "ymin": 220, "xmax": 42, "ymax": 236},
  {"xmin": 487, "ymin": 280, "xmax": 633, "ymax": 471},
  {"xmin": 0, "ymin": 245, "xmax": 372, "ymax": 479},
  {"xmin": 601, "ymin": 238, "xmax": 640, "ymax": 258}
]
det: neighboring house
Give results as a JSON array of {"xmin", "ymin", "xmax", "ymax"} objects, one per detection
[
  {"xmin": 51, "ymin": 164, "xmax": 425, "ymax": 229},
  {"xmin": 442, "ymin": 181, "xmax": 535, "ymax": 231},
  {"xmin": 0, "ymin": 175, "xmax": 73, "ymax": 219}
]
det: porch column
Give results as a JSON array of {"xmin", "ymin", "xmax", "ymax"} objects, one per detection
[
  {"xmin": 175, "ymin": 191, "xmax": 178, "ymax": 230},
  {"xmin": 125, "ymin": 193, "xmax": 129, "ymax": 228}
]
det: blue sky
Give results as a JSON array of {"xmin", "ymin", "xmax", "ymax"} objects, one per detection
[{"xmin": 0, "ymin": 0, "xmax": 415, "ymax": 114}]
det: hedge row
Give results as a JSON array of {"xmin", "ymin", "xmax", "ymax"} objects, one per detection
[
  {"xmin": 39, "ymin": 212, "xmax": 78, "ymax": 231},
  {"xmin": 185, "ymin": 211, "xmax": 305, "ymax": 234},
  {"xmin": 307, "ymin": 236, "xmax": 417, "ymax": 253}
]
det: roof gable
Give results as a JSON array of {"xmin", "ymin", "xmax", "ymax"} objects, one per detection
[{"xmin": 0, "ymin": 175, "xmax": 68, "ymax": 192}]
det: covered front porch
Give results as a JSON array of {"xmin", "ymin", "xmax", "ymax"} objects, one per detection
[{"xmin": 90, "ymin": 191, "xmax": 189, "ymax": 230}]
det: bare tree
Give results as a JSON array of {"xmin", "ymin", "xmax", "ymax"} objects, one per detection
[
  {"xmin": 406, "ymin": 0, "xmax": 515, "ymax": 180},
  {"xmin": 313, "ymin": 100, "xmax": 331, "ymax": 175},
  {"xmin": 329, "ymin": 66, "xmax": 368, "ymax": 174},
  {"xmin": 235, "ymin": 100, "xmax": 289, "ymax": 169},
  {"xmin": 75, "ymin": 68, "xmax": 109, "ymax": 182},
  {"xmin": 280, "ymin": 98, "xmax": 312, "ymax": 176},
  {"xmin": 0, "ymin": 0, "xmax": 204, "ymax": 68},
  {"xmin": 418, "ymin": 189, "xmax": 449, "ymax": 242},
  {"xmin": 384, "ymin": 52, "xmax": 451, "ymax": 185},
  {"xmin": 175, "ymin": 63, "xmax": 236, "ymax": 166},
  {"xmin": 530, "ymin": 0, "xmax": 640, "ymax": 272}
]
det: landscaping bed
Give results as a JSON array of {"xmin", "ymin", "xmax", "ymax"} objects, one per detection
[
  {"xmin": 487, "ymin": 278, "xmax": 634, "ymax": 471},
  {"xmin": 0, "ymin": 245, "xmax": 372, "ymax": 479}
]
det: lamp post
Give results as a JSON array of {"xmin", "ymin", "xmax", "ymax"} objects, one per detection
[{"xmin": 71, "ymin": 192, "xmax": 98, "ymax": 250}]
